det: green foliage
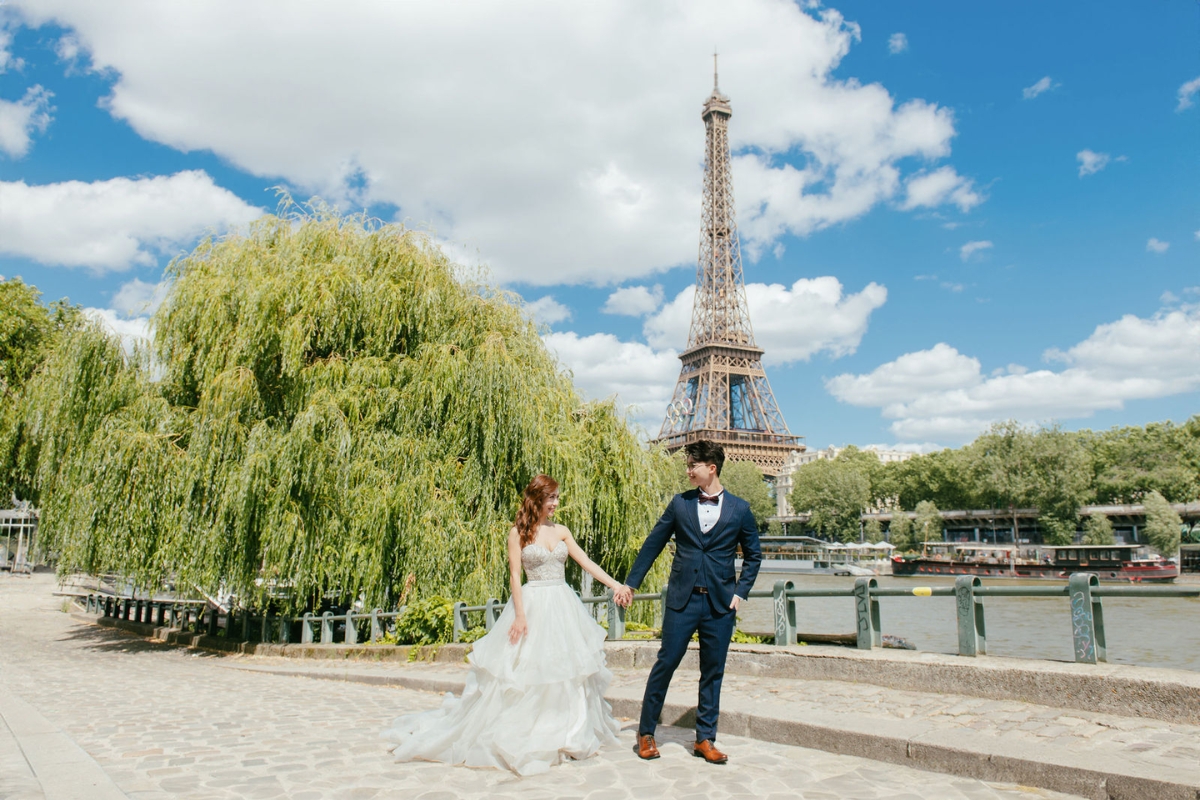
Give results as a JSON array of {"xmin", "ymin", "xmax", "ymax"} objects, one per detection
[
  {"xmin": 885, "ymin": 448, "xmax": 975, "ymax": 511},
  {"xmin": 393, "ymin": 595, "xmax": 455, "ymax": 646},
  {"xmin": 1086, "ymin": 421, "xmax": 1200, "ymax": 504},
  {"xmin": 863, "ymin": 517, "xmax": 884, "ymax": 544},
  {"xmin": 913, "ymin": 500, "xmax": 942, "ymax": 544},
  {"xmin": 788, "ymin": 453, "xmax": 870, "ymax": 542},
  {"xmin": 888, "ymin": 513, "xmax": 916, "ymax": 552},
  {"xmin": 0, "ymin": 277, "xmax": 80, "ymax": 396},
  {"xmin": 6, "ymin": 207, "xmax": 675, "ymax": 610},
  {"xmin": 720, "ymin": 459, "xmax": 773, "ymax": 530},
  {"xmin": 731, "ymin": 629, "xmax": 772, "ymax": 644},
  {"xmin": 1081, "ymin": 513, "xmax": 1115, "ymax": 546},
  {"xmin": 1142, "ymin": 490, "xmax": 1182, "ymax": 557}
]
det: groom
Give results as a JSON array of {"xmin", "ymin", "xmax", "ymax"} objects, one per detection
[{"xmin": 615, "ymin": 439, "xmax": 762, "ymax": 764}]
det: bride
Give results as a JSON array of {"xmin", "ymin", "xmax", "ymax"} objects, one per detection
[{"xmin": 382, "ymin": 474, "xmax": 625, "ymax": 775}]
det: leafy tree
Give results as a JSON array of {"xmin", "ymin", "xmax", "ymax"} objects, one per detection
[
  {"xmin": 1142, "ymin": 490, "xmax": 1182, "ymax": 557},
  {"xmin": 8, "ymin": 208, "xmax": 674, "ymax": 610},
  {"xmin": 1087, "ymin": 421, "xmax": 1200, "ymax": 504},
  {"xmin": 0, "ymin": 278, "xmax": 80, "ymax": 396},
  {"xmin": 886, "ymin": 447, "xmax": 976, "ymax": 511},
  {"xmin": 788, "ymin": 455, "xmax": 870, "ymax": 543},
  {"xmin": 914, "ymin": 500, "xmax": 942, "ymax": 544},
  {"xmin": 720, "ymin": 459, "xmax": 773, "ymax": 531},
  {"xmin": 888, "ymin": 512, "xmax": 915, "ymax": 552},
  {"xmin": 1081, "ymin": 513, "xmax": 1115, "ymax": 546},
  {"xmin": 863, "ymin": 516, "xmax": 884, "ymax": 544}
]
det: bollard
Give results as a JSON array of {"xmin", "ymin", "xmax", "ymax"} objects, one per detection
[
  {"xmin": 206, "ymin": 607, "xmax": 219, "ymax": 637},
  {"xmin": 320, "ymin": 611, "xmax": 334, "ymax": 644},
  {"xmin": 260, "ymin": 613, "xmax": 269, "ymax": 643},
  {"xmin": 301, "ymin": 612, "xmax": 314, "ymax": 644},
  {"xmin": 105, "ymin": 597, "xmax": 114, "ymax": 617},
  {"xmin": 370, "ymin": 609, "xmax": 383, "ymax": 643},
  {"xmin": 955, "ymin": 576, "xmax": 987, "ymax": 656},
  {"xmin": 1069, "ymin": 573, "xmax": 1106, "ymax": 664},
  {"xmin": 485, "ymin": 599, "xmax": 502, "ymax": 631},
  {"xmin": 452, "ymin": 602, "xmax": 468, "ymax": 643},
  {"xmin": 853, "ymin": 577, "xmax": 881, "ymax": 650},
  {"xmin": 345, "ymin": 612, "xmax": 357, "ymax": 645},
  {"xmin": 121, "ymin": 598, "xmax": 131, "ymax": 620},
  {"xmin": 605, "ymin": 589, "xmax": 625, "ymax": 641},
  {"xmin": 279, "ymin": 615, "xmax": 291, "ymax": 644},
  {"xmin": 241, "ymin": 609, "xmax": 252, "ymax": 642},
  {"xmin": 772, "ymin": 580, "xmax": 796, "ymax": 646}
]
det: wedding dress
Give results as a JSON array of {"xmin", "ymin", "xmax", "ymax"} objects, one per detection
[{"xmin": 381, "ymin": 540, "xmax": 621, "ymax": 775}]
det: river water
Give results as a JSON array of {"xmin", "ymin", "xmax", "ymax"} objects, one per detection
[{"xmin": 734, "ymin": 572, "xmax": 1200, "ymax": 672}]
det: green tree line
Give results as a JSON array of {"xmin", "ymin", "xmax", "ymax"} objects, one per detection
[
  {"xmin": 0, "ymin": 208, "xmax": 678, "ymax": 612},
  {"xmin": 789, "ymin": 420, "xmax": 1199, "ymax": 552}
]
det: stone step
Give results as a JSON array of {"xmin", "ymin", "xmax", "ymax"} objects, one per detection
[{"xmin": 220, "ymin": 658, "xmax": 1200, "ymax": 800}]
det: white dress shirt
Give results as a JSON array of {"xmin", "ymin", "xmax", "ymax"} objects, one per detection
[{"xmin": 697, "ymin": 491, "xmax": 723, "ymax": 533}]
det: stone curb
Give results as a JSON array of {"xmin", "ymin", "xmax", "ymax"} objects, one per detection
[
  {"xmin": 220, "ymin": 662, "xmax": 1200, "ymax": 800},
  {"xmin": 81, "ymin": 610, "xmax": 1200, "ymax": 726}
]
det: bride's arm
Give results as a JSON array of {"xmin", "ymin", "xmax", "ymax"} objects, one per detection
[
  {"xmin": 506, "ymin": 528, "xmax": 527, "ymax": 643},
  {"xmin": 563, "ymin": 528, "xmax": 621, "ymax": 591}
]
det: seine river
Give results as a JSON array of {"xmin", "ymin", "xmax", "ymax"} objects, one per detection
[{"xmin": 735, "ymin": 572, "xmax": 1200, "ymax": 672}]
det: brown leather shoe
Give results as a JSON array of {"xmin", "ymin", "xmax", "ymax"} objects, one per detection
[
  {"xmin": 637, "ymin": 734, "xmax": 660, "ymax": 760},
  {"xmin": 693, "ymin": 739, "xmax": 728, "ymax": 764}
]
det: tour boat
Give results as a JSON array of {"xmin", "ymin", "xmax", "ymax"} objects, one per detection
[
  {"xmin": 736, "ymin": 536, "xmax": 887, "ymax": 576},
  {"xmin": 890, "ymin": 543, "xmax": 1178, "ymax": 582}
]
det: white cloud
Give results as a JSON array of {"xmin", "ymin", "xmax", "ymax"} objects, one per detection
[
  {"xmin": 111, "ymin": 278, "xmax": 169, "ymax": 318},
  {"xmin": 543, "ymin": 331, "xmax": 679, "ymax": 433},
  {"xmin": 899, "ymin": 166, "xmax": 983, "ymax": 212},
  {"xmin": 524, "ymin": 295, "xmax": 572, "ymax": 325},
  {"xmin": 603, "ymin": 284, "xmax": 663, "ymax": 317},
  {"xmin": 1146, "ymin": 238, "xmax": 1169, "ymax": 254},
  {"xmin": 0, "ymin": 84, "xmax": 52, "ymax": 157},
  {"xmin": 0, "ymin": 25, "xmax": 22, "ymax": 72},
  {"xmin": 959, "ymin": 240, "xmax": 993, "ymax": 261},
  {"xmin": 0, "ymin": 171, "xmax": 262, "ymax": 271},
  {"xmin": 1076, "ymin": 149, "xmax": 1111, "ymax": 177},
  {"xmin": 8, "ymin": 1, "xmax": 976, "ymax": 285},
  {"xmin": 644, "ymin": 277, "xmax": 887, "ymax": 365},
  {"xmin": 1177, "ymin": 76, "xmax": 1200, "ymax": 112},
  {"xmin": 826, "ymin": 303, "xmax": 1200, "ymax": 443},
  {"xmin": 1022, "ymin": 76, "xmax": 1057, "ymax": 100},
  {"xmin": 84, "ymin": 307, "xmax": 151, "ymax": 353},
  {"xmin": 887, "ymin": 33, "xmax": 908, "ymax": 54}
]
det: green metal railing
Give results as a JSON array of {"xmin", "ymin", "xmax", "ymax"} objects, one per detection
[{"xmin": 84, "ymin": 573, "xmax": 1199, "ymax": 665}]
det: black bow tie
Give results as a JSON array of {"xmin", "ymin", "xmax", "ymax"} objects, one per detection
[{"xmin": 699, "ymin": 493, "xmax": 721, "ymax": 505}]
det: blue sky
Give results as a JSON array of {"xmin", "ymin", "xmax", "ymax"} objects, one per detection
[{"xmin": 1, "ymin": 1, "xmax": 1197, "ymax": 451}]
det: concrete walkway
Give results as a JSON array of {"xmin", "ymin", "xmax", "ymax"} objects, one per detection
[{"xmin": 0, "ymin": 573, "xmax": 1191, "ymax": 800}]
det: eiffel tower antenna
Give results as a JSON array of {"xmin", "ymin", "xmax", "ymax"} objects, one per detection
[{"xmin": 653, "ymin": 62, "xmax": 804, "ymax": 476}]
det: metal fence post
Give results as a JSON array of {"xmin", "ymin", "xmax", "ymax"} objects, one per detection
[
  {"xmin": 605, "ymin": 589, "xmax": 625, "ymax": 641},
  {"xmin": 853, "ymin": 577, "xmax": 881, "ymax": 650},
  {"xmin": 207, "ymin": 607, "xmax": 219, "ymax": 637},
  {"xmin": 301, "ymin": 612, "xmax": 314, "ymax": 643},
  {"xmin": 485, "ymin": 599, "xmax": 502, "ymax": 631},
  {"xmin": 772, "ymin": 580, "xmax": 796, "ymax": 646},
  {"xmin": 279, "ymin": 615, "xmax": 292, "ymax": 644},
  {"xmin": 320, "ymin": 611, "xmax": 334, "ymax": 644},
  {"xmin": 1069, "ymin": 573, "xmax": 1106, "ymax": 664},
  {"xmin": 260, "ymin": 613, "xmax": 269, "ymax": 643},
  {"xmin": 955, "ymin": 576, "xmax": 986, "ymax": 656},
  {"xmin": 370, "ymin": 609, "xmax": 383, "ymax": 642},
  {"xmin": 344, "ymin": 612, "xmax": 357, "ymax": 645},
  {"xmin": 452, "ymin": 601, "xmax": 467, "ymax": 642}
]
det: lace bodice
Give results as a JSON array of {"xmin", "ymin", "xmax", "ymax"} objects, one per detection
[{"xmin": 522, "ymin": 540, "xmax": 568, "ymax": 583}]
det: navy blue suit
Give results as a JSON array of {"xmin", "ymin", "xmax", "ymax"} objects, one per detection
[{"xmin": 625, "ymin": 488, "xmax": 762, "ymax": 742}]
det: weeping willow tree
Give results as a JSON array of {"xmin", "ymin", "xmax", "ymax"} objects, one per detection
[{"xmin": 6, "ymin": 207, "xmax": 674, "ymax": 611}]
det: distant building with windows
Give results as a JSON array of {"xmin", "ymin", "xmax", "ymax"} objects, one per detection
[{"xmin": 774, "ymin": 445, "xmax": 915, "ymax": 518}]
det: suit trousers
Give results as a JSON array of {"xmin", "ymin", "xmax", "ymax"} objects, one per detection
[{"xmin": 638, "ymin": 590, "xmax": 737, "ymax": 742}]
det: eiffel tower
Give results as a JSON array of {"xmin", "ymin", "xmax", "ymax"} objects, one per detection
[{"xmin": 653, "ymin": 59, "xmax": 804, "ymax": 477}]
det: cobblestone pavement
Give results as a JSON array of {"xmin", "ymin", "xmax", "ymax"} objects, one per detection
[{"xmin": 0, "ymin": 575, "xmax": 1087, "ymax": 800}]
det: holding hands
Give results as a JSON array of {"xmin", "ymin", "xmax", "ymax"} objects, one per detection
[{"xmin": 612, "ymin": 585, "xmax": 634, "ymax": 608}]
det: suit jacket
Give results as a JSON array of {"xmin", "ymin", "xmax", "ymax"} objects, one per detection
[{"xmin": 625, "ymin": 488, "xmax": 762, "ymax": 613}]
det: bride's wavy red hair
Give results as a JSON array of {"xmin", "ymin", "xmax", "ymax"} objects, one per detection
[{"xmin": 514, "ymin": 474, "xmax": 559, "ymax": 547}]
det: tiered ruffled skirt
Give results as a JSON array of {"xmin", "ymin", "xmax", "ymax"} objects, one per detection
[{"xmin": 381, "ymin": 579, "xmax": 620, "ymax": 775}]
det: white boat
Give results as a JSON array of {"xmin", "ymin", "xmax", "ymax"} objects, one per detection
[{"xmin": 736, "ymin": 536, "xmax": 892, "ymax": 576}]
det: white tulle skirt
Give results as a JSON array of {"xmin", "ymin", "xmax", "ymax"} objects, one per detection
[{"xmin": 381, "ymin": 579, "xmax": 621, "ymax": 776}]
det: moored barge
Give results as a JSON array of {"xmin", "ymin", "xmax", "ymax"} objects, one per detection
[{"xmin": 891, "ymin": 543, "xmax": 1177, "ymax": 582}]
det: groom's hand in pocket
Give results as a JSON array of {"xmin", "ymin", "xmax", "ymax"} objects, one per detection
[{"xmin": 729, "ymin": 595, "xmax": 742, "ymax": 612}]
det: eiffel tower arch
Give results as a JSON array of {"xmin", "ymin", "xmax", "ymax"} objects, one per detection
[{"xmin": 652, "ymin": 60, "xmax": 804, "ymax": 477}]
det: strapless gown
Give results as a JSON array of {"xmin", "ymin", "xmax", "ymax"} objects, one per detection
[{"xmin": 381, "ymin": 540, "xmax": 620, "ymax": 775}]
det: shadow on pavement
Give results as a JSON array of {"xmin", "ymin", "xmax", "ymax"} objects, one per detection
[{"xmin": 58, "ymin": 619, "xmax": 225, "ymax": 658}]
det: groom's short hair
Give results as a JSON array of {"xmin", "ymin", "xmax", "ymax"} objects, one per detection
[{"xmin": 684, "ymin": 440, "xmax": 725, "ymax": 476}]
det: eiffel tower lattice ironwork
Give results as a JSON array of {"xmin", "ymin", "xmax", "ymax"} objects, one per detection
[{"xmin": 653, "ymin": 59, "xmax": 804, "ymax": 477}]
